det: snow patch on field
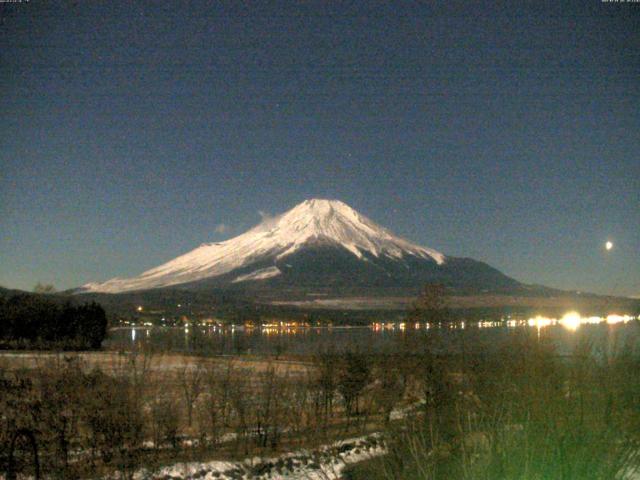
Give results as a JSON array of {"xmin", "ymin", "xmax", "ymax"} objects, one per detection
[{"xmin": 128, "ymin": 433, "xmax": 385, "ymax": 480}]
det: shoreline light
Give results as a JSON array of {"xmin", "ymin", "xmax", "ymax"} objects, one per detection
[
  {"xmin": 528, "ymin": 316, "xmax": 555, "ymax": 329},
  {"xmin": 606, "ymin": 314, "xmax": 633, "ymax": 325},
  {"xmin": 525, "ymin": 312, "xmax": 636, "ymax": 331},
  {"xmin": 559, "ymin": 312, "xmax": 582, "ymax": 331}
]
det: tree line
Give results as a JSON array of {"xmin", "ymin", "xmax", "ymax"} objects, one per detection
[{"xmin": 0, "ymin": 293, "xmax": 107, "ymax": 349}]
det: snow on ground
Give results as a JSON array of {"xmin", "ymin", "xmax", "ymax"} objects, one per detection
[
  {"xmin": 128, "ymin": 433, "xmax": 386, "ymax": 480},
  {"xmin": 389, "ymin": 398, "xmax": 426, "ymax": 421}
]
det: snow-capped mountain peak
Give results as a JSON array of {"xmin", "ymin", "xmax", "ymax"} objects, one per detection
[
  {"xmin": 259, "ymin": 198, "xmax": 443, "ymax": 261},
  {"xmin": 80, "ymin": 199, "xmax": 445, "ymax": 293}
]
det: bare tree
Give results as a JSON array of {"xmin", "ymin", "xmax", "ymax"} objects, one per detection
[
  {"xmin": 407, "ymin": 283, "xmax": 449, "ymax": 324},
  {"xmin": 149, "ymin": 397, "xmax": 180, "ymax": 450},
  {"xmin": 373, "ymin": 359, "xmax": 405, "ymax": 424},
  {"xmin": 178, "ymin": 363, "xmax": 205, "ymax": 428},
  {"xmin": 200, "ymin": 360, "xmax": 235, "ymax": 447},
  {"xmin": 287, "ymin": 372, "xmax": 313, "ymax": 445},
  {"xmin": 254, "ymin": 364, "xmax": 290, "ymax": 450},
  {"xmin": 338, "ymin": 352, "xmax": 371, "ymax": 421},
  {"xmin": 32, "ymin": 283, "xmax": 56, "ymax": 294},
  {"xmin": 228, "ymin": 370, "xmax": 251, "ymax": 455},
  {"xmin": 313, "ymin": 350, "xmax": 338, "ymax": 432}
]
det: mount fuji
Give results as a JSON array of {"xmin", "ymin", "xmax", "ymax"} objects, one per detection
[{"xmin": 79, "ymin": 199, "xmax": 523, "ymax": 297}]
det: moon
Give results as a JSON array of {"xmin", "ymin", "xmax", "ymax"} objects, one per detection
[{"xmin": 605, "ymin": 241, "xmax": 613, "ymax": 251}]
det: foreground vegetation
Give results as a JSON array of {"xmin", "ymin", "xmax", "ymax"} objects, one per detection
[
  {"xmin": 348, "ymin": 334, "xmax": 640, "ymax": 480},
  {"xmin": 0, "ymin": 346, "xmax": 401, "ymax": 479},
  {"xmin": 2, "ymin": 326, "xmax": 640, "ymax": 479}
]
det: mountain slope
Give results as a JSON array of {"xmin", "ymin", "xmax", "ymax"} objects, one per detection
[{"xmin": 80, "ymin": 199, "xmax": 449, "ymax": 294}]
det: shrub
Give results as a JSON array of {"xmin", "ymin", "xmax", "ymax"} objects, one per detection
[{"xmin": 362, "ymin": 335, "xmax": 640, "ymax": 480}]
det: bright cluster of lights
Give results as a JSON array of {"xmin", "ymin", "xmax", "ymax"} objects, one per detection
[
  {"xmin": 559, "ymin": 312, "xmax": 582, "ymax": 331},
  {"xmin": 370, "ymin": 314, "xmax": 637, "ymax": 333},
  {"xmin": 606, "ymin": 314, "xmax": 629, "ymax": 325},
  {"xmin": 478, "ymin": 321, "xmax": 502, "ymax": 328},
  {"xmin": 527, "ymin": 312, "xmax": 636, "ymax": 331},
  {"xmin": 372, "ymin": 322, "xmax": 413, "ymax": 331},
  {"xmin": 527, "ymin": 316, "xmax": 554, "ymax": 329}
]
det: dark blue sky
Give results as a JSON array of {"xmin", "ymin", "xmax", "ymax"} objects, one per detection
[{"xmin": 1, "ymin": 1, "xmax": 639, "ymax": 296}]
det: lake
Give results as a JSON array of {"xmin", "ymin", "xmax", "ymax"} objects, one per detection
[{"xmin": 106, "ymin": 313, "xmax": 640, "ymax": 357}]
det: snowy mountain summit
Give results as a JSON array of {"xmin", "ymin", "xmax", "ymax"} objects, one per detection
[{"xmin": 81, "ymin": 199, "xmax": 446, "ymax": 293}]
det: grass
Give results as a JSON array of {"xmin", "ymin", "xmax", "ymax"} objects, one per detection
[{"xmin": 354, "ymin": 332, "xmax": 640, "ymax": 479}]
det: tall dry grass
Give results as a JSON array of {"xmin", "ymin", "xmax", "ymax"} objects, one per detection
[{"xmin": 358, "ymin": 332, "xmax": 640, "ymax": 480}]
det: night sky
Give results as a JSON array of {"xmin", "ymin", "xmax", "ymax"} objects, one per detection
[{"xmin": 1, "ymin": 1, "xmax": 638, "ymax": 296}]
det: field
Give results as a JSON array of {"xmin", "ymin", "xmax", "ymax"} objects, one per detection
[
  {"xmin": 4, "ymin": 325, "xmax": 640, "ymax": 479},
  {"xmin": 0, "ymin": 345, "xmax": 415, "ymax": 479}
]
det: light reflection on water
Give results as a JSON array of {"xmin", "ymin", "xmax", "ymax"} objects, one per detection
[{"xmin": 107, "ymin": 313, "xmax": 640, "ymax": 357}]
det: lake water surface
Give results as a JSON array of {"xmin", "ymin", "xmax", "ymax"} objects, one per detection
[{"xmin": 106, "ymin": 314, "xmax": 640, "ymax": 357}]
